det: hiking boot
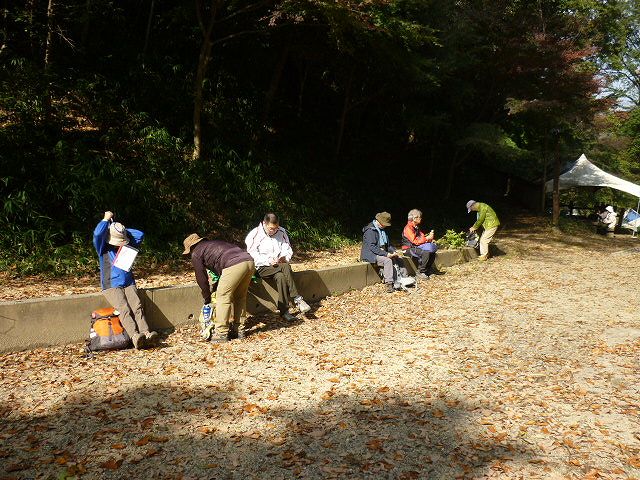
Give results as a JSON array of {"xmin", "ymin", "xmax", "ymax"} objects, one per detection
[
  {"xmin": 209, "ymin": 332, "xmax": 229, "ymax": 344},
  {"xmin": 294, "ymin": 296, "xmax": 311, "ymax": 314},
  {"xmin": 229, "ymin": 324, "xmax": 246, "ymax": 340},
  {"xmin": 385, "ymin": 283, "xmax": 394, "ymax": 293},
  {"xmin": 144, "ymin": 331, "xmax": 159, "ymax": 345},
  {"xmin": 478, "ymin": 254, "xmax": 488, "ymax": 262},
  {"xmin": 131, "ymin": 332, "xmax": 146, "ymax": 350},
  {"xmin": 282, "ymin": 311, "xmax": 298, "ymax": 322}
]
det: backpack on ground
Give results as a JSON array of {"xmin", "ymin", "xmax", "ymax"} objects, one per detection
[
  {"xmin": 86, "ymin": 307, "xmax": 131, "ymax": 352},
  {"xmin": 393, "ymin": 263, "xmax": 416, "ymax": 290}
]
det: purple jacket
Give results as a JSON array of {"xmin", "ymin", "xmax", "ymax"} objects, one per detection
[{"xmin": 190, "ymin": 240, "xmax": 253, "ymax": 303}]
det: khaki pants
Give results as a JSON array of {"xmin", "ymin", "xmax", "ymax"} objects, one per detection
[
  {"xmin": 102, "ymin": 285, "xmax": 151, "ymax": 336},
  {"xmin": 215, "ymin": 260, "xmax": 255, "ymax": 335},
  {"xmin": 479, "ymin": 227, "xmax": 498, "ymax": 256}
]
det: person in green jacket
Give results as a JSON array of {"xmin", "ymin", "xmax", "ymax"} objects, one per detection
[{"xmin": 466, "ymin": 200, "xmax": 500, "ymax": 261}]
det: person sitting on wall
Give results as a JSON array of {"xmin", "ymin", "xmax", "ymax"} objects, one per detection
[
  {"xmin": 401, "ymin": 208, "xmax": 438, "ymax": 279},
  {"xmin": 93, "ymin": 211, "xmax": 158, "ymax": 350},
  {"xmin": 360, "ymin": 211, "xmax": 406, "ymax": 293},
  {"xmin": 245, "ymin": 213, "xmax": 311, "ymax": 322}
]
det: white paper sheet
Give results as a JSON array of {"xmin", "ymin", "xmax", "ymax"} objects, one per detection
[{"xmin": 113, "ymin": 245, "xmax": 139, "ymax": 272}]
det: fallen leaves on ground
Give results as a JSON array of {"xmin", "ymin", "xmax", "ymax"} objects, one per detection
[{"xmin": 1, "ymin": 215, "xmax": 639, "ymax": 478}]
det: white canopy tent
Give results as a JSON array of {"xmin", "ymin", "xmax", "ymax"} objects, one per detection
[
  {"xmin": 544, "ymin": 153, "xmax": 640, "ymax": 198},
  {"xmin": 545, "ymin": 153, "xmax": 640, "ymax": 234}
]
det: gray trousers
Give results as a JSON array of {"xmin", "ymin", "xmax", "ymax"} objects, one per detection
[
  {"xmin": 102, "ymin": 285, "xmax": 151, "ymax": 336},
  {"xmin": 375, "ymin": 255, "xmax": 405, "ymax": 283},
  {"xmin": 257, "ymin": 263, "xmax": 299, "ymax": 313}
]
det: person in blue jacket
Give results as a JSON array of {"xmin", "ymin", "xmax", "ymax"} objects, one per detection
[
  {"xmin": 93, "ymin": 211, "xmax": 158, "ymax": 349},
  {"xmin": 360, "ymin": 211, "xmax": 405, "ymax": 293}
]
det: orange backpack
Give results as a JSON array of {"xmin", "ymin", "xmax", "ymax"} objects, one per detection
[{"xmin": 87, "ymin": 307, "xmax": 132, "ymax": 351}]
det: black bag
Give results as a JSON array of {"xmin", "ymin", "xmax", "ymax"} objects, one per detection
[{"xmin": 466, "ymin": 232, "xmax": 479, "ymax": 248}]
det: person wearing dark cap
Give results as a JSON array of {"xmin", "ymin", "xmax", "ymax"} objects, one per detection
[
  {"xmin": 360, "ymin": 212, "xmax": 404, "ymax": 293},
  {"xmin": 93, "ymin": 211, "xmax": 158, "ymax": 349},
  {"xmin": 183, "ymin": 234, "xmax": 255, "ymax": 343},
  {"xmin": 466, "ymin": 200, "xmax": 500, "ymax": 261}
]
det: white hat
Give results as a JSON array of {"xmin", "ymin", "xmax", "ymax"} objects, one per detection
[
  {"xmin": 466, "ymin": 200, "xmax": 477, "ymax": 213},
  {"xmin": 606, "ymin": 206, "xmax": 614, "ymax": 213},
  {"xmin": 108, "ymin": 222, "xmax": 129, "ymax": 246}
]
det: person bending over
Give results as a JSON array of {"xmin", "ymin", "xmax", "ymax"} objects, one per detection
[
  {"xmin": 183, "ymin": 234, "xmax": 255, "ymax": 343},
  {"xmin": 466, "ymin": 200, "xmax": 500, "ymax": 261}
]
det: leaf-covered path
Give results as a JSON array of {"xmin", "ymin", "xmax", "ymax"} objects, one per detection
[{"xmin": 1, "ymin": 219, "xmax": 639, "ymax": 479}]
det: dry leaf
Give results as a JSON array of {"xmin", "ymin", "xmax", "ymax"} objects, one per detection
[{"xmin": 100, "ymin": 458, "xmax": 123, "ymax": 470}]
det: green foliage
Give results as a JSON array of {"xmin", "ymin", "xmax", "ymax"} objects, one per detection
[
  {"xmin": 436, "ymin": 229, "xmax": 466, "ymax": 250},
  {"xmin": 0, "ymin": 0, "xmax": 634, "ymax": 279},
  {"xmin": 286, "ymin": 218, "xmax": 356, "ymax": 251}
]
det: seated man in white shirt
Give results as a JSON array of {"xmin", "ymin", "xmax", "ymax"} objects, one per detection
[{"xmin": 245, "ymin": 213, "xmax": 311, "ymax": 321}]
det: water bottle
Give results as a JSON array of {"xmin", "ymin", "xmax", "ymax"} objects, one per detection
[
  {"xmin": 202, "ymin": 303, "xmax": 212, "ymax": 323},
  {"xmin": 200, "ymin": 303, "xmax": 213, "ymax": 340}
]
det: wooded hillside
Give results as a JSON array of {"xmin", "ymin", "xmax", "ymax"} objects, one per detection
[{"xmin": 2, "ymin": 0, "xmax": 639, "ymax": 275}]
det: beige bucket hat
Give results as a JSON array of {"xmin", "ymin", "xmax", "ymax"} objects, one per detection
[
  {"xmin": 182, "ymin": 233, "xmax": 205, "ymax": 255},
  {"xmin": 108, "ymin": 222, "xmax": 129, "ymax": 247}
]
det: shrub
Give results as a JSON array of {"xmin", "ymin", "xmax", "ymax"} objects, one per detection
[{"xmin": 436, "ymin": 229, "xmax": 466, "ymax": 249}]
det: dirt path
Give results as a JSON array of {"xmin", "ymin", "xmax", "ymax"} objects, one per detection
[{"xmin": 1, "ymin": 217, "xmax": 639, "ymax": 479}]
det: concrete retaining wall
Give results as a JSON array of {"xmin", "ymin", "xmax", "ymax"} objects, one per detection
[{"xmin": 0, "ymin": 248, "xmax": 477, "ymax": 352}]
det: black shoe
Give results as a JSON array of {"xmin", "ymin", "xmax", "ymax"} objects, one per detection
[
  {"xmin": 282, "ymin": 311, "xmax": 298, "ymax": 322},
  {"xmin": 209, "ymin": 332, "xmax": 229, "ymax": 344},
  {"xmin": 229, "ymin": 324, "xmax": 246, "ymax": 340},
  {"xmin": 385, "ymin": 283, "xmax": 394, "ymax": 293},
  {"xmin": 132, "ymin": 333, "xmax": 147, "ymax": 350},
  {"xmin": 143, "ymin": 331, "xmax": 159, "ymax": 346}
]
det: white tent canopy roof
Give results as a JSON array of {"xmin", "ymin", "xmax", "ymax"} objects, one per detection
[{"xmin": 545, "ymin": 154, "xmax": 640, "ymax": 198}]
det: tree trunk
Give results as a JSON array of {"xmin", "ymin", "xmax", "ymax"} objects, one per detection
[
  {"xmin": 444, "ymin": 153, "xmax": 456, "ymax": 200},
  {"xmin": 297, "ymin": 61, "xmax": 309, "ymax": 118},
  {"xmin": 335, "ymin": 67, "xmax": 354, "ymax": 159},
  {"xmin": 28, "ymin": 0, "xmax": 36, "ymax": 55},
  {"xmin": 541, "ymin": 159, "xmax": 548, "ymax": 212},
  {"xmin": 81, "ymin": 0, "xmax": 92, "ymax": 46},
  {"xmin": 540, "ymin": 134, "xmax": 548, "ymax": 212},
  {"xmin": 44, "ymin": 0, "xmax": 54, "ymax": 70},
  {"xmin": 0, "ymin": 0, "xmax": 8, "ymax": 56},
  {"xmin": 142, "ymin": 0, "xmax": 156, "ymax": 68},
  {"xmin": 551, "ymin": 138, "xmax": 561, "ymax": 227},
  {"xmin": 43, "ymin": 0, "xmax": 55, "ymax": 118},
  {"xmin": 262, "ymin": 46, "xmax": 289, "ymax": 125},
  {"xmin": 192, "ymin": 1, "xmax": 218, "ymax": 162}
]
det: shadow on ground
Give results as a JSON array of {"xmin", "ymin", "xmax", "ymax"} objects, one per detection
[{"xmin": 1, "ymin": 384, "xmax": 536, "ymax": 479}]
